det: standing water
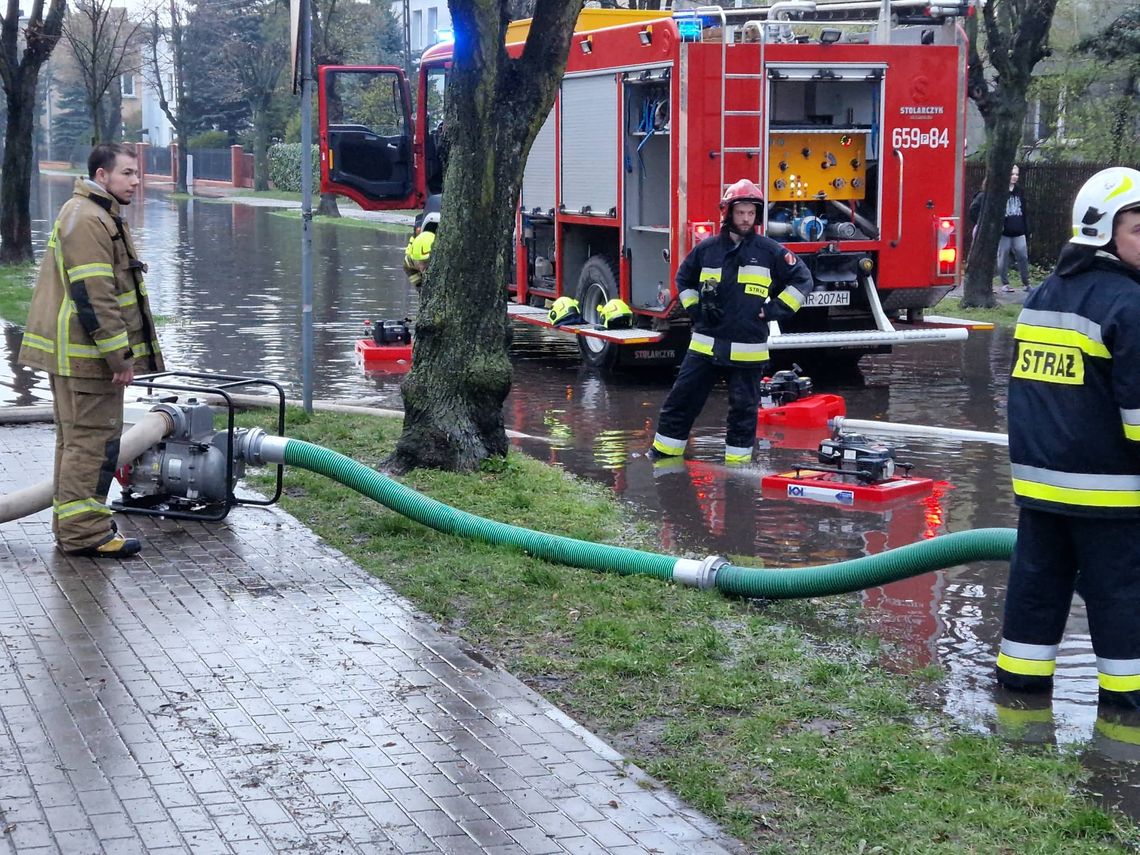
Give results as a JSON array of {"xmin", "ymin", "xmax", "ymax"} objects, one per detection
[{"xmin": 5, "ymin": 175, "xmax": 1139, "ymax": 818}]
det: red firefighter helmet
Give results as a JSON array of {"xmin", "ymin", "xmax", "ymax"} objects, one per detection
[{"xmin": 719, "ymin": 179, "xmax": 765, "ymax": 215}]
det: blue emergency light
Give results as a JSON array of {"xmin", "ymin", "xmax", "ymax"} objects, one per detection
[{"xmin": 675, "ymin": 17, "xmax": 703, "ymax": 41}]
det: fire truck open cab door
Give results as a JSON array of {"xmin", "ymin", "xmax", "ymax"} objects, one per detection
[{"xmin": 317, "ymin": 66, "xmax": 421, "ymax": 210}]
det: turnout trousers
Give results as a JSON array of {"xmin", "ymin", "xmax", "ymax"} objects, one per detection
[
  {"xmin": 998, "ymin": 506, "xmax": 1140, "ymax": 709},
  {"xmin": 653, "ymin": 352, "xmax": 765, "ymax": 462},
  {"xmin": 49, "ymin": 374, "xmax": 124, "ymax": 553}
]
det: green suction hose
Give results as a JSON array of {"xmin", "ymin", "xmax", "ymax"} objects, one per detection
[{"xmin": 268, "ymin": 438, "xmax": 1016, "ymax": 600}]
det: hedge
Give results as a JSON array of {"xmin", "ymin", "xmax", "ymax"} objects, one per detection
[{"xmin": 268, "ymin": 143, "xmax": 320, "ymax": 193}]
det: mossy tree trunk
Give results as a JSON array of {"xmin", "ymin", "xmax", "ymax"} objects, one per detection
[
  {"xmin": 0, "ymin": 0, "xmax": 67, "ymax": 263},
  {"xmin": 961, "ymin": 0, "xmax": 1059, "ymax": 308},
  {"xmin": 391, "ymin": 0, "xmax": 583, "ymax": 472}
]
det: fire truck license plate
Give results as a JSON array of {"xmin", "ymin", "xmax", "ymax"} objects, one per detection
[{"xmin": 804, "ymin": 291, "xmax": 851, "ymax": 307}]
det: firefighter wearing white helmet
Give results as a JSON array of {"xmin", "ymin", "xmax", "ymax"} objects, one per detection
[
  {"xmin": 998, "ymin": 167, "xmax": 1140, "ymax": 710},
  {"xmin": 650, "ymin": 178, "xmax": 812, "ymax": 465}
]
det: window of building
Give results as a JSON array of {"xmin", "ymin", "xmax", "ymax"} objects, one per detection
[
  {"xmin": 121, "ymin": 73, "xmax": 135, "ymax": 98},
  {"xmin": 412, "ymin": 9, "xmax": 422, "ymax": 51},
  {"xmin": 428, "ymin": 6, "xmax": 438, "ymax": 44}
]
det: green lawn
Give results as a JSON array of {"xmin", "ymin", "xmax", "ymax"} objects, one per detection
[
  {"xmin": 240, "ymin": 408, "xmax": 1138, "ymax": 854},
  {"xmin": 0, "ymin": 263, "xmax": 36, "ymax": 326}
]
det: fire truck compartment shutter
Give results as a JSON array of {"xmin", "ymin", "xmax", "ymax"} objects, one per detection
[
  {"xmin": 560, "ymin": 74, "xmax": 619, "ymax": 216},
  {"xmin": 522, "ymin": 106, "xmax": 557, "ymax": 217},
  {"xmin": 766, "ymin": 64, "xmax": 885, "ymax": 81}
]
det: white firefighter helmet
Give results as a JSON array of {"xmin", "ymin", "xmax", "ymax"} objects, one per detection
[{"xmin": 1070, "ymin": 167, "xmax": 1140, "ymax": 247}]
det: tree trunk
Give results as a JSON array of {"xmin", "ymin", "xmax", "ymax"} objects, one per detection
[
  {"xmin": 174, "ymin": 138, "xmax": 188, "ymax": 194},
  {"xmin": 0, "ymin": 76, "xmax": 39, "ymax": 264},
  {"xmin": 961, "ymin": 100, "xmax": 1029, "ymax": 308},
  {"xmin": 316, "ymin": 192, "xmax": 340, "ymax": 216},
  {"xmin": 252, "ymin": 108, "xmax": 270, "ymax": 191},
  {"xmin": 102, "ymin": 86, "xmax": 123, "ymax": 141},
  {"xmin": 391, "ymin": 0, "xmax": 582, "ymax": 472},
  {"xmin": 91, "ymin": 97, "xmax": 105, "ymax": 144}
]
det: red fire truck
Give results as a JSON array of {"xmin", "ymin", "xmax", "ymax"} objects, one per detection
[{"xmin": 318, "ymin": 3, "xmax": 973, "ymax": 368}]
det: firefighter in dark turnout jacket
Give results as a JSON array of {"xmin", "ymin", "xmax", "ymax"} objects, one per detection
[
  {"xmin": 652, "ymin": 179, "xmax": 812, "ymax": 464},
  {"xmin": 18, "ymin": 144, "xmax": 164, "ymax": 558},
  {"xmin": 998, "ymin": 166, "xmax": 1140, "ymax": 709}
]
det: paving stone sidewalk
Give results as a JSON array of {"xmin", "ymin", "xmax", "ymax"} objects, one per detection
[{"xmin": 0, "ymin": 422, "xmax": 741, "ymax": 855}]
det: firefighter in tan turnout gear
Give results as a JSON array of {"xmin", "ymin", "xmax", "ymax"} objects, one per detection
[{"xmin": 18, "ymin": 143, "xmax": 164, "ymax": 557}]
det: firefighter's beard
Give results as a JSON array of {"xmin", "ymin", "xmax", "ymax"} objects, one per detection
[{"xmin": 724, "ymin": 218, "xmax": 753, "ymax": 237}]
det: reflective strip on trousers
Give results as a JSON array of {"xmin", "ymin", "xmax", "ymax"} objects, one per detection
[
  {"xmin": 653, "ymin": 433, "xmax": 687, "ymax": 456},
  {"xmin": 725, "ymin": 445, "xmax": 752, "ymax": 464},
  {"xmin": 1010, "ymin": 463, "xmax": 1140, "ymax": 509},
  {"xmin": 1098, "ymin": 657, "xmax": 1140, "ymax": 694},
  {"xmin": 997, "ymin": 639, "xmax": 1058, "ymax": 677},
  {"xmin": 53, "ymin": 498, "xmax": 112, "ymax": 520}
]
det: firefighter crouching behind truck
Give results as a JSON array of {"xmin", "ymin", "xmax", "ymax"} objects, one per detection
[
  {"xmin": 997, "ymin": 166, "xmax": 1140, "ymax": 709},
  {"xmin": 17, "ymin": 143, "xmax": 164, "ymax": 558},
  {"xmin": 650, "ymin": 179, "xmax": 812, "ymax": 465},
  {"xmin": 403, "ymin": 211, "xmax": 438, "ymax": 289}
]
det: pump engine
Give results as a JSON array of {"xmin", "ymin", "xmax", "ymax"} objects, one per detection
[
  {"xmin": 816, "ymin": 432, "xmax": 897, "ymax": 483},
  {"xmin": 114, "ymin": 372, "xmax": 286, "ymax": 521},
  {"xmin": 761, "ymin": 364, "xmax": 814, "ymax": 406}
]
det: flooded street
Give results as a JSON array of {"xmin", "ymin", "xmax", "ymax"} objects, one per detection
[{"xmin": 6, "ymin": 175, "xmax": 1140, "ymax": 818}]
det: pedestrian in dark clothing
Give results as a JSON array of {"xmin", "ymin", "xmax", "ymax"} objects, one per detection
[
  {"xmin": 997, "ymin": 166, "xmax": 1140, "ymax": 710},
  {"xmin": 998, "ymin": 164, "xmax": 1032, "ymax": 292},
  {"xmin": 650, "ymin": 179, "xmax": 812, "ymax": 465}
]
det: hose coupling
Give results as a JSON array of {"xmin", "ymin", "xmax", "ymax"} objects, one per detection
[
  {"xmin": 672, "ymin": 555, "xmax": 728, "ymax": 589},
  {"xmin": 244, "ymin": 433, "xmax": 289, "ymax": 466}
]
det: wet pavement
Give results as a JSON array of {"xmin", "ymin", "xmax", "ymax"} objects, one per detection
[{"xmin": 0, "ymin": 423, "xmax": 740, "ymax": 854}]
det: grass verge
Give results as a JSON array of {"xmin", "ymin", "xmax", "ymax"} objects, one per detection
[
  {"xmin": 0, "ymin": 263, "xmax": 36, "ymax": 327},
  {"xmin": 268, "ymin": 208, "xmax": 412, "ymax": 235},
  {"xmin": 935, "ymin": 297, "xmax": 1022, "ymax": 328},
  {"xmin": 242, "ymin": 408, "xmax": 1138, "ymax": 853}
]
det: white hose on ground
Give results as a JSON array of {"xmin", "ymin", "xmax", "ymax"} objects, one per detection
[
  {"xmin": 0, "ymin": 409, "xmax": 174, "ymax": 524},
  {"xmin": 830, "ymin": 416, "xmax": 1008, "ymax": 446}
]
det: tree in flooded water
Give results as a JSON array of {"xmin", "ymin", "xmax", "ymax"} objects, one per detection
[
  {"xmin": 390, "ymin": 0, "xmax": 583, "ymax": 473},
  {"xmin": 0, "ymin": 0, "xmax": 67, "ymax": 263},
  {"xmin": 961, "ymin": 0, "xmax": 1059, "ymax": 308}
]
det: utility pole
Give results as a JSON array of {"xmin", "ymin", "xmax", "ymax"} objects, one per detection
[
  {"xmin": 402, "ymin": 0, "xmax": 412, "ymax": 76},
  {"xmin": 299, "ymin": 0, "xmax": 314, "ymax": 413}
]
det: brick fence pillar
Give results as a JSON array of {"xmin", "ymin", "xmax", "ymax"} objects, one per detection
[{"xmin": 135, "ymin": 141, "xmax": 150, "ymax": 183}]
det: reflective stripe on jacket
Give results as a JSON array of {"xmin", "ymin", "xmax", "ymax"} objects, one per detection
[
  {"xmin": 676, "ymin": 229, "xmax": 812, "ymax": 366},
  {"xmin": 19, "ymin": 179, "xmax": 163, "ymax": 379},
  {"xmin": 1007, "ymin": 255, "xmax": 1140, "ymax": 517}
]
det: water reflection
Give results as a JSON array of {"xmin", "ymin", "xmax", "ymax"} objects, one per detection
[{"xmin": 3, "ymin": 174, "xmax": 1129, "ymax": 811}]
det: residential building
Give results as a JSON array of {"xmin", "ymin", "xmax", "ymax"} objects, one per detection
[{"xmin": 390, "ymin": 0, "xmax": 452, "ymax": 58}]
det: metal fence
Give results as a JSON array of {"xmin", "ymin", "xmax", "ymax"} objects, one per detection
[
  {"xmin": 963, "ymin": 162, "xmax": 1136, "ymax": 267},
  {"xmin": 145, "ymin": 145, "xmax": 171, "ymax": 177},
  {"xmin": 186, "ymin": 148, "xmax": 232, "ymax": 182}
]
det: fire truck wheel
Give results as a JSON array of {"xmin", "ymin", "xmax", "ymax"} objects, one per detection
[{"xmin": 576, "ymin": 255, "xmax": 621, "ymax": 369}]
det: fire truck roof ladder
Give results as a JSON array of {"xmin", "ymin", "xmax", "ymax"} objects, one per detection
[{"xmin": 673, "ymin": 2, "xmax": 973, "ymax": 41}]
